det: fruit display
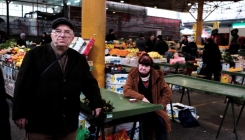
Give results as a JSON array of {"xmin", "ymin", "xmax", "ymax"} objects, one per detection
[
  {"xmin": 108, "ymin": 49, "xmax": 130, "ymax": 57},
  {"xmin": 105, "ymin": 44, "xmax": 115, "ymax": 49},
  {"xmin": 0, "ymin": 46, "xmax": 30, "ymax": 67},
  {"xmin": 228, "ymin": 67, "xmax": 242, "ymax": 72},
  {"xmin": 147, "ymin": 51, "xmax": 163, "ymax": 59},
  {"xmin": 136, "ymin": 51, "xmax": 146, "ymax": 57}
]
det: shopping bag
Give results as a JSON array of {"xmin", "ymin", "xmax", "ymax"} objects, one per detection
[
  {"xmin": 179, "ymin": 109, "xmax": 199, "ymax": 128},
  {"xmin": 76, "ymin": 126, "xmax": 89, "ymax": 140},
  {"xmin": 199, "ymin": 64, "xmax": 207, "ymax": 75}
]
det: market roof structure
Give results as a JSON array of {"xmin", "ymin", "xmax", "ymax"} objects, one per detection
[{"xmin": 107, "ymin": 0, "xmax": 243, "ymax": 12}]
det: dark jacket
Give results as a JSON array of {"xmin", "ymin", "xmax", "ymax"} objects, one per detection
[
  {"xmin": 180, "ymin": 40, "xmax": 188, "ymax": 49},
  {"xmin": 0, "ymin": 69, "xmax": 11, "ymax": 140},
  {"xmin": 136, "ymin": 38, "xmax": 146, "ymax": 51},
  {"xmin": 13, "ymin": 44, "xmax": 103, "ymax": 134},
  {"xmin": 153, "ymin": 40, "xmax": 169, "ymax": 55},
  {"xmin": 17, "ymin": 39, "xmax": 26, "ymax": 47},
  {"xmin": 123, "ymin": 68, "xmax": 172, "ymax": 133},
  {"xmin": 40, "ymin": 36, "xmax": 49, "ymax": 45},
  {"xmin": 106, "ymin": 34, "xmax": 116, "ymax": 42},
  {"xmin": 203, "ymin": 42, "xmax": 221, "ymax": 66},
  {"xmin": 145, "ymin": 39, "xmax": 156, "ymax": 52},
  {"xmin": 182, "ymin": 42, "xmax": 198, "ymax": 61}
]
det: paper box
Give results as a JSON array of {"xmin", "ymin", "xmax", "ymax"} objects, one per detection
[
  {"xmin": 106, "ymin": 73, "xmax": 128, "ymax": 84},
  {"xmin": 166, "ymin": 103, "xmax": 196, "ymax": 123},
  {"xmin": 105, "ymin": 56, "xmax": 121, "ymax": 64},
  {"xmin": 106, "ymin": 83, "xmax": 124, "ymax": 94},
  {"xmin": 78, "ymin": 113, "xmax": 90, "ymax": 129}
]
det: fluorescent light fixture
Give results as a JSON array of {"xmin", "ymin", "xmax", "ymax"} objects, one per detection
[
  {"xmin": 67, "ymin": 2, "xmax": 71, "ymax": 5},
  {"xmin": 120, "ymin": 0, "xmax": 124, "ymax": 3},
  {"xmin": 188, "ymin": 3, "xmax": 191, "ymax": 6},
  {"xmin": 74, "ymin": 0, "xmax": 80, "ymax": 3}
]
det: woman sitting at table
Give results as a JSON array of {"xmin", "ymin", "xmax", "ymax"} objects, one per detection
[{"xmin": 123, "ymin": 54, "xmax": 172, "ymax": 140}]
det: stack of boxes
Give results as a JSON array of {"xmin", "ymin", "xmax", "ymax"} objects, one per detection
[{"xmin": 106, "ymin": 73, "xmax": 128, "ymax": 94}]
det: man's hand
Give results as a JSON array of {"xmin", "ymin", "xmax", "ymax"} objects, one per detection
[
  {"xmin": 142, "ymin": 97, "xmax": 150, "ymax": 103},
  {"xmin": 14, "ymin": 118, "xmax": 28, "ymax": 129},
  {"xmin": 92, "ymin": 108, "xmax": 102, "ymax": 118}
]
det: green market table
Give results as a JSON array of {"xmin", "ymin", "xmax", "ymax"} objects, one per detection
[
  {"xmin": 164, "ymin": 74, "xmax": 245, "ymax": 140},
  {"xmin": 80, "ymin": 88, "xmax": 163, "ymax": 140}
]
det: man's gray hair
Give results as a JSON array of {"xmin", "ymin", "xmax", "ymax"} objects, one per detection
[{"xmin": 20, "ymin": 33, "xmax": 26, "ymax": 37}]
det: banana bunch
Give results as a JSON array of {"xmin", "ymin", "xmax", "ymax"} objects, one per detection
[
  {"xmin": 105, "ymin": 44, "xmax": 114, "ymax": 49},
  {"xmin": 126, "ymin": 48, "xmax": 139, "ymax": 53},
  {"xmin": 148, "ymin": 51, "xmax": 163, "ymax": 59}
]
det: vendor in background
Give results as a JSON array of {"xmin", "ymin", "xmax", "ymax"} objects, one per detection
[
  {"xmin": 179, "ymin": 35, "xmax": 188, "ymax": 49},
  {"xmin": 39, "ymin": 32, "xmax": 48, "ymax": 45},
  {"xmin": 203, "ymin": 38, "xmax": 222, "ymax": 81},
  {"xmin": 145, "ymin": 35, "xmax": 156, "ymax": 52},
  {"xmin": 153, "ymin": 35, "xmax": 169, "ymax": 55},
  {"xmin": 123, "ymin": 54, "xmax": 172, "ymax": 140},
  {"xmin": 17, "ymin": 33, "xmax": 27, "ymax": 47},
  {"xmin": 181, "ymin": 37, "xmax": 198, "ymax": 61},
  {"xmin": 106, "ymin": 29, "xmax": 116, "ymax": 42},
  {"xmin": 136, "ymin": 33, "xmax": 146, "ymax": 51}
]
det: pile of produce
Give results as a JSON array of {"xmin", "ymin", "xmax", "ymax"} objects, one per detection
[
  {"xmin": 108, "ymin": 49, "xmax": 129, "ymax": 57},
  {"xmin": 0, "ymin": 39, "xmax": 30, "ymax": 67},
  {"xmin": 228, "ymin": 67, "xmax": 242, "ymax": 72},
  {"xmin": 147, "ymin": 52, "xmax": 163, "ymax": 59}
]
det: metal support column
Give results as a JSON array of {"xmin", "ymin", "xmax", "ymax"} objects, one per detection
[
  {"xmin": 195, "ymin": 0, "xmax": 204, "ymax": 45},
  {"xmin": 6, "ymin": 0, "xmax": 10, "ymax": 36}
]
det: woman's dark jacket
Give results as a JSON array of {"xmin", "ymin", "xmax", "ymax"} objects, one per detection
[{"xmin": 12, "ymin": 44, "xmax": 103, "ymax": 134}]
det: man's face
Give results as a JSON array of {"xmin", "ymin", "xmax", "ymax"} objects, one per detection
[
  {"xmin": 51, "ymin": 24, "xmax": 74, "ymax": 50},
  {"xmin": 150, "ymin": 36, "xmax": 154, "ymax": 41},
  {"xmin": 181, "ymin": 37, "xmax": 186, "ymax": 41},
  {"xmin": 21, "ymin": 36, "xmax": 26, "ymax": 40},
  {"xmin": 138, "ymin": 64, "xmax": 151, "ymax": 75}
]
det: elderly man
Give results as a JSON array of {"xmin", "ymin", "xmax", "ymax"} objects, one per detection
[
  {"xmin": 13, "ymin": 17, "xmax": 103, "ymax": 140},
  {"xmin": 17, "ymin": 33, "xmax": 27, "ymax": 47}
]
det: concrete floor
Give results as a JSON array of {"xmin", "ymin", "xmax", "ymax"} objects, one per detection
[{"xmin": 7, "ymin": 89, "xmax": 245, "ymax": 140}]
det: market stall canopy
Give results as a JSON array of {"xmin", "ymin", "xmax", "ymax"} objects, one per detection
[{"xmin": 107, "ymin": 0, "xmax": 243, "ymax": 12}]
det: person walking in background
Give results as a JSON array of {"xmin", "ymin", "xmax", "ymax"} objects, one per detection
[
  {"xmin": 154, "ymin": 35, "xmax": 169, "ymax": 55},
  {"xmin": 123, "ymin": 54, "xmax": 172, "ymax": 140},
  {"xmin": 0, "ymin": 68, "xmax": 11, "ymax": 140},
  {"xmin": 136, "ymin": 33, "xmax": 146, "ymax": 51},
  {"xmin": 106, "ymin": 29, "xmax": 116, "ymax": 42},
  {"xmin": 39, "ymin": 32, "xmax": 48, "ymax": 45},
  {"xmin": 17, "ymin": 33, "xmax": 27, "ymax": 47},
  {"xmin": 12, "ymin": 17, "xmax": 103, "ymax": 140},
  {"xmin": 203, "ymin": 38, "xmax": 222, "ymax": 81},
  {"xmin": 145, "ymin": 35, "xmax": 156, "ymax": 52}
]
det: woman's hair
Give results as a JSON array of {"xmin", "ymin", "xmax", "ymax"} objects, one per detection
[
  {"xmin": 42, "ymin": 32, "xmax": 47, "ymax": 36},
  {"xmin": 138, "ymin": 54, "xmax": 153, "ymax": 67}
]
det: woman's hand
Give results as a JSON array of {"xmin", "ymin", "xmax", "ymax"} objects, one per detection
[{"xmin": 142, "ymin": 97, "xmax": 150, "ymax": 103}]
